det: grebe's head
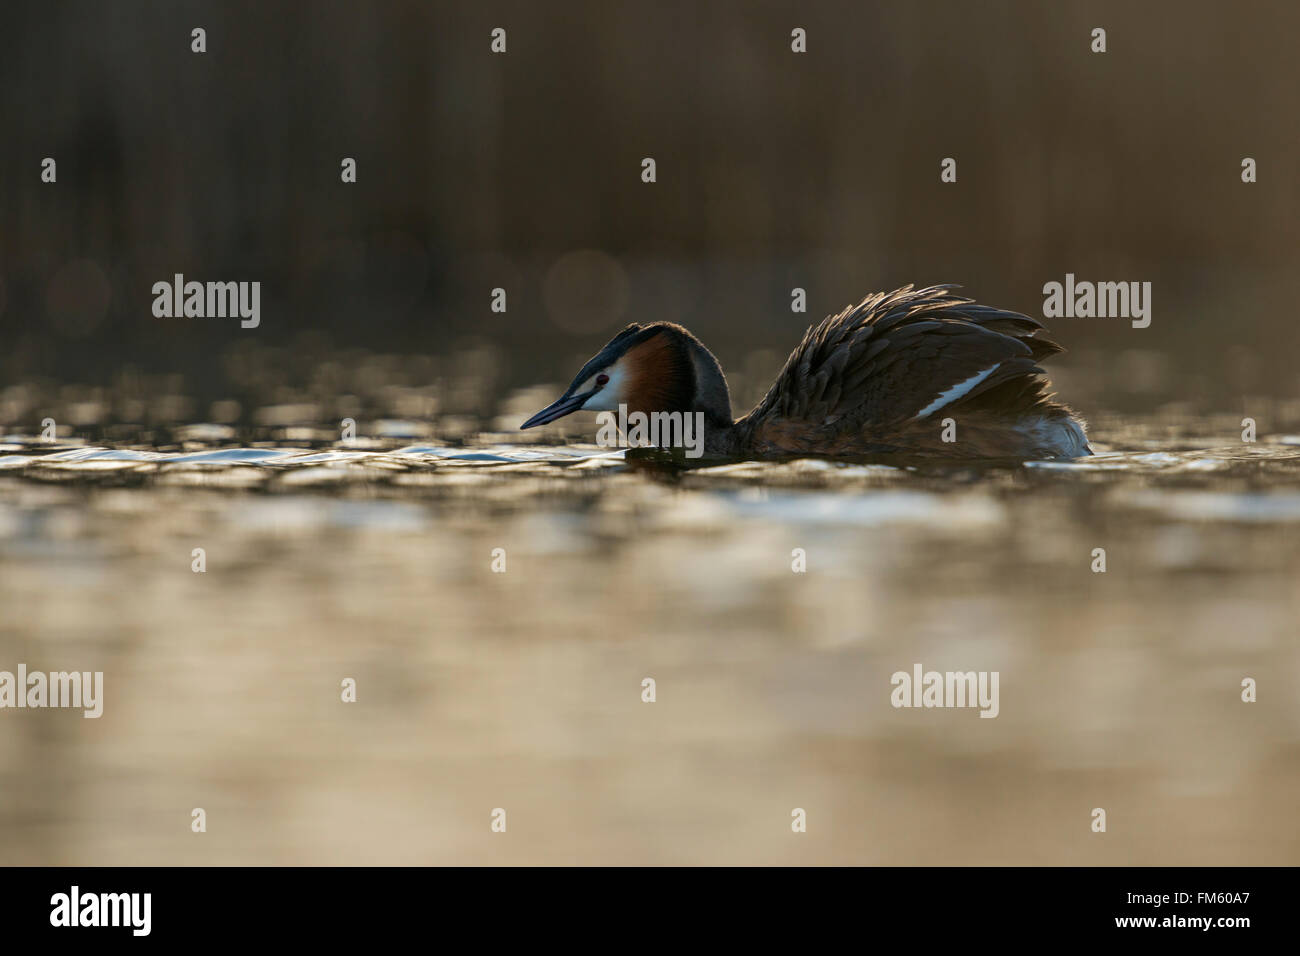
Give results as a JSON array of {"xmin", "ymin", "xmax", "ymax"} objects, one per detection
[{"xmin": 520, "ymin": 322, "xmax": 732, "ymax": 430}]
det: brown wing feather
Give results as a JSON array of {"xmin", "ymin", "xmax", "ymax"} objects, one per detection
[{"xmin": 743, "ymin": 285, "xmax": 1064, "ymax": 439}]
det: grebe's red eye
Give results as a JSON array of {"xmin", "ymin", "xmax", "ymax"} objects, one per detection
[{"xmin": 596, "ymin": 373, "xmax": 609, "ymax": 387}]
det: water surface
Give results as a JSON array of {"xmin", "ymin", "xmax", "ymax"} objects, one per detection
[{"xmin": 1, "ymin": 420, "xmax": 1297, "ymax": 864}]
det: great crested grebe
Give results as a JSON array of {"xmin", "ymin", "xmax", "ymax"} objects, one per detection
[{"xmin": 521, "ymin": 284, "xmax": 1091, "ymax": 459}]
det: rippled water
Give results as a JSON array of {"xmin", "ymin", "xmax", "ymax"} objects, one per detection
[{"xmin": 1, "ymin": 420, "xmax": 1298, "ymax": 864}]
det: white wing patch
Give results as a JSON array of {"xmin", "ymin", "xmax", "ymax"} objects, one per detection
[{"xmin": 913, "ymin": 363, "xmax": 1001, "ymax": 419}]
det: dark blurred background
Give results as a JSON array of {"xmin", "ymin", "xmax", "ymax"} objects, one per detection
[{"xmin": 1, "ymin": 0, "xmax": 1297, "ymax": 436}]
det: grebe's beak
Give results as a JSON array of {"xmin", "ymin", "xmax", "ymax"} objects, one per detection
[{"xmin": 520, "ymin": 387, "xmax": 596, "ymax": 429}]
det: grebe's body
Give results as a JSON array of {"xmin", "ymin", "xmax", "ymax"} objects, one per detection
[{"xmin": 522, "ymin": 285, "xmax": 1091, "ymax": 459}]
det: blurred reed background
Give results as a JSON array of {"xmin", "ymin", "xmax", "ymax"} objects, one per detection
[{"xmin": 1, "ymin": 0, "xmax": 1297, "ymax": 436}]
